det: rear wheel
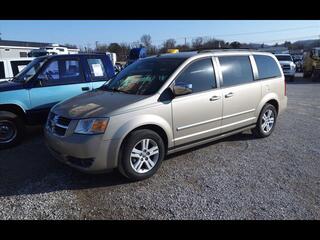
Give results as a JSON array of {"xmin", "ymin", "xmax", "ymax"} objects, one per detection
[
  {"xmin": 0, "ymin": 111, "xmax": 25, "ymax": 149},
  {"xmin": 252, "ymin": 104, "xmax": 277, "ymax": 138},
  {"xmin": 118, "ymin": 129, "xmax": 165, "ymax": 181},
  {"xmin": 303, "ymin": 69, "xmax": 311, "ymax": 78}
]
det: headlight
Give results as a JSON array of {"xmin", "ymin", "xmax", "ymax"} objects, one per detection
[{"xmin": 74, "ymin": 118, "xmax": 109, "ymax": 134}]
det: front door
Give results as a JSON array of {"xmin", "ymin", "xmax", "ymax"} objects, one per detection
[
  {"xmin": 28, "ymin": 57, "xmax": 92, "ymax": 122},
  {"xmin": 171, "ymin": 58, "xmax": 223, "ymax": 146}
]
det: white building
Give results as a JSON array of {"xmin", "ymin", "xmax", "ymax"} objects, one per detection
[{"xmin": 0, "ymin": 40, "xmax": 79, "ymax": 59}]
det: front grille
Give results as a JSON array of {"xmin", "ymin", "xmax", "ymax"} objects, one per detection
[
  {"xmin": 47, "ymin": 112, "xmax": 71, "ymax": 137},
  {"xmin": 282, "ymin": 64, "xmax": 290, "ymax": 70}
]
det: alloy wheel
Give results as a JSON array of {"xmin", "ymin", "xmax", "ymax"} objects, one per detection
[
  {"xmin": 130, "ymin": 138, "xmax": 159, "ymax": 174},
  {"xmin": 261, "ymin": 109, "xmax": 275, "ymax": 134}
]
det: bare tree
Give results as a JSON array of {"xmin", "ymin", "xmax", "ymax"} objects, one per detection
[
  {"xmin": 95, "ymin": 43, "xmax": 109, "ymax": 53},
  {"xmin": 192, "ymin": 37, "xmax": 204, "ymax": 49},
  {"xmin": 163, "ymin": 39, "xmax": 176, "ymax": 49},
  {"xmin": 140, "ymin": 34, "xmax": 152, "ymax": 48}
]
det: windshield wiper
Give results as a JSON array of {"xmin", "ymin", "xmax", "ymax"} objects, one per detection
[
  {"xmin": 99, "ymin": 85, "xmax": 129, "ymax": 94},
  {"xmin": 110, "ymin": 87, "xmax": 129, "ymax": 94}
]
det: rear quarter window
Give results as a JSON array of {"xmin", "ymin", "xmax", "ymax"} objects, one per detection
[{"xmin": 254, "ymin": 55, "xmax": 282, "ymax": 80}]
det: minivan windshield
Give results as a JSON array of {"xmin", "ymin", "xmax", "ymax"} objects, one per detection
[
  {"xmin": 101, "ymin": 57, "xmax": 185, "ymax": 95},
  {"xmin": 12, "ymin": 57, "xmax": 47, "ymax": 82},
  {"xmin": 275, "ymin": 55, "xmax": 293, "ymax": 62}
]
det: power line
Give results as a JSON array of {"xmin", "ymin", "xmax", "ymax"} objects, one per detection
[
  {"xmin": 150, "ymin": 25, "xmax": 320, "ymax": 44},
  {"xmin": 259, "ymin": 34, "xmax": 320, "ymax": 44}
]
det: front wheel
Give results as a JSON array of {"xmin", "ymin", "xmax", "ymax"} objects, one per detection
[
  {"xmin": 0, "ymin": 111, "xmax": 25, "ymax": 149},
  {"xmin": 252, "ymin": 104, "xmax": 277, "ymax": 138},
  {"xmin": 118, "ymin": 129, "xmax": 165, "ymax": 181}
]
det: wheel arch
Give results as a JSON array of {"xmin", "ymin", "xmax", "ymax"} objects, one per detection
[
  {"xmin": 0, "ymin": 104, "xmax": 27, "ymax": 122},
  {"xmin": 256, "ymin": 94, "xmax": 280, "ymax": 118}
]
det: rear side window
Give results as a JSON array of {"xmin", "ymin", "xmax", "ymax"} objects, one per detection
[
  {"xmin": 175, "ymin": 58, "xmax": 216, "ymax": 93},
  {"xmin": 10, "ymin": 60, "xmax": 32, "ymax": 76},
  {"xmin": 254, "ymin": 55, "xmax": 282, "ymax": 80},
  {"xmin": 219, "ymin": 56, "xmax": 254, "ymax": 87},
  {"xmin": 87, "ymin": 58, "xmax": 108, "ymax": 81},
  {"xmin": 0, "ymin": 62, "xmax": 5, "ymax": 79}
]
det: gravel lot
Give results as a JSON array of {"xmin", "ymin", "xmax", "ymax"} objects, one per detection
[{"xmin": 0, "ymin": 74, "xmax": 319, "ymax": 220}]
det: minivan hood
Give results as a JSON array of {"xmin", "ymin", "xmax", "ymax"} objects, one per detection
[
  {"xmin": 52, "ymin": 89, "xmax": 151, "ymax": 119},
  {"xmin": 0, "ymin": 80, "xmax": 24, "ymax": 92}
]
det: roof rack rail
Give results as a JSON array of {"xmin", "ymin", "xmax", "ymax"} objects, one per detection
[{"xmin": 198, "ymin": 48, "xmax": 256, "ymax": 53}]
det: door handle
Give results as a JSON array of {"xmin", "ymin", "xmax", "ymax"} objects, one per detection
[
  {"xmin": 209, "ymin": 96, "xmax": 221, "ymax": 101},
  {"xmin": 225, "ymin": 92, "xmax": 234, "ymax": 98},
  {"xmin": 82, "ymin": 87, "xmax": 90, "ymax": 91}
]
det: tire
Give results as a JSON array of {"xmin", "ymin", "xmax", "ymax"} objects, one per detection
[
  {"xmin": 303, "ymin": 70, "xmax": 311, "ymax": 78},
  {"xmin": 118, "ymin": 129, "xmax": 165, "ymax": 181},
  {"xmin": 311, "ymin": 68, "xmax": 319, "ymax": 82},
  {"xmin": 252, "ymin": 104, "xmax": 277, "ymax": 138},
  {"xmin": 0, "ymin": 111, "xmax": 25, "ymax": 149}
]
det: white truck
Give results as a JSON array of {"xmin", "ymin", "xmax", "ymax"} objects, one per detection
[
  {"xmin": 28, "ymin": 44, "xmax": 79, "ymax": 57},
  {"xmin": 0, "ymin": 57, "xmax": 34, "ymax": 82}
]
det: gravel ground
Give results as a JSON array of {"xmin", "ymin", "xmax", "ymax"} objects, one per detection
[{"xmin": 0, "ymin": 74, "xmax": 319, "ymax": 220}]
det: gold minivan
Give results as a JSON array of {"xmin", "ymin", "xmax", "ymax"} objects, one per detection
[{"xmin": 45, "ymin": 50, "xmax": 287, "ymax": 180}]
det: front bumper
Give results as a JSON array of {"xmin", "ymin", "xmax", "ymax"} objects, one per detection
[
  {"xmin": 283, "ymin": 69, "xmax": 295, "ymax": 77},
  {"xmin": 44, "ymin": 129, "xmax": 121, "ymax": 173}
]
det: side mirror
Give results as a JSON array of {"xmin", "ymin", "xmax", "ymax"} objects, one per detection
[{"xmin": 173, "ymin": 82, "xmax": 192, "ymax": 96}]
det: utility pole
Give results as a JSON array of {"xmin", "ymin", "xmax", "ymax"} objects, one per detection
[
  {"xmin": 95, "ymin": 41, "xmax": 99, "ymax": 50},
  {"xmin": 184, "ymin": 37, "xmax": 187, "ymax": 46}
]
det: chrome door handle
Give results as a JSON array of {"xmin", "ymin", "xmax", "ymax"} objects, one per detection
[
  {"xmin": 225, "ymin": 92, "xmax": 234, "ymax": 98},
  {"xmin": 209, "ymin": 96, "xmax": 221, "ymax": 101}
]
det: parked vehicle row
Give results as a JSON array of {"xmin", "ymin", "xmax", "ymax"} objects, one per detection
[{"xmin": 43, "ymin": 50, "xmax": 287, "ymax": 180}]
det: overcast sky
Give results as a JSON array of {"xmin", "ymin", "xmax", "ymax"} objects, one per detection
[{"xmin": 0, "ymin": 20, "xmax": 319, "ymax": 47}]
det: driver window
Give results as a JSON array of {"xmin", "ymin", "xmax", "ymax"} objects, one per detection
[
  {"xmin": 38, "ymin": 59, "xmax": 84, "ymax": 86},
  {"xmin": 39, "ymin": 61, "xmax": 59, "ymax": 83}
]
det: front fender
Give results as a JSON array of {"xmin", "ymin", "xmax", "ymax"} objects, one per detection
[
  {"xmin": 0, "ymin": 89, "xmax": 30, "ymax": 113},
  {"xmin": 106, "ymin": 114, "xmax": 173, "ymax": 147}
]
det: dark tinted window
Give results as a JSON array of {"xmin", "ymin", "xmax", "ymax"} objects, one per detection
[
  {"xmin": 19, "ymin": 52, "xmax": 28, "ymax": 57},
  {"xmin": 275, "ymin": 55, "xmax": 293, "ymax": 62},
  {"xmin": 219, "ymin": 56, "xmax": 253, "ymax": 87},
  {"xmin": 38, "ymin": 59, "xmax": 84, "ymax": 86},
  {"xmin": 175, "ymin": 58, "xmax": 216, "ymax": 93},
  {"xmin": 103, "ymin": 58, "xmax": 184, "ymax": 95},
  {"xmin": 10, "ymin": 60, "xmax": 32, "ymax": 76},
  {"xmin": 0, "ymin": 62, "xmax": 5, "ymax": 79},
  {"xmin": 254, "ymin": 55, "xmax": 282, "ymax": 80}
]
